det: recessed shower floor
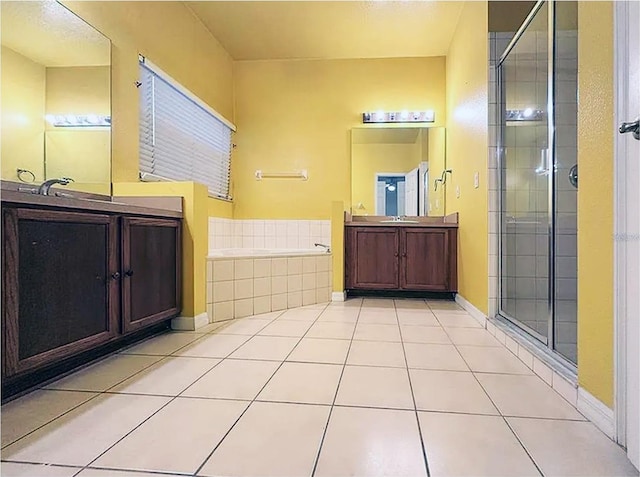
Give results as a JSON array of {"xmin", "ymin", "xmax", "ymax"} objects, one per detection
[{"xmin": 1, "ymin": 298, "xmax": 636, "ymax": 477}]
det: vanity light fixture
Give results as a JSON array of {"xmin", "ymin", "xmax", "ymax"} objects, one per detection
[
  {"xmin": 505, "ymin": 109, "xmax": 545, "ymax": 122},
  {"xmin": 362, "ymin": 110, "xmax": 435, "ymax": 124},
  {"xmin": 45, "ymin": 114, "xmax": 111, "ymax": 127}
]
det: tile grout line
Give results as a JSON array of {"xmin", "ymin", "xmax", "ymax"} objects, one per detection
[
  {"xmin": 2, "ymin": 305, "xmax": 566, "ymax": 459},
  {"xmin": 442, "ymin": 324, "xmax": 546, "ymax": 477},
  {"xmin": 0, "ymin": 391, "xmax": 103, "ymax": 451},
  {"xmin": 191, "ymin": 303, "xmax": 332, "ymax": 477},
  {"xmin": 395, "ymin": 299, "xmax": 432, "ymax": 477},
  {"xmin": 78, "ymin": 307, "xmax": 317, "ymax": 477},
  {"xmin": 7, "ymin": 300, "xmax": 529, "ymax": 475},
  {"xmin": 73, "ymin": 353, "xmax": 227, "ymax": 477},
  {"xmin": 309, "ymin": 298, "xmax": 364, "ymax": 477},
  {"xmin": 81, "ymin": 464, "xmax": 190, "ymax": 476},
  {"xmin": 4, "ymin": 329, "xmax": 224, "ymax": 451},
  {"xmin": 486, "ymin": 320, "xmax": 587, "ymax": 417},
  {"xmin": 1, "ymin": 301, "xmax": 317, "ymax": 472},
  {"xmin": 164, "ymin": 311, "xmax": 287, "ymax": 363},
  {"xmin": 502, "ymin": 418, "xmax": 547, "ymax": 477},
  {"xmin": 50, "ymin": 312, "xmax": 293, "ymax": 476},
  {"xmin": 2, "ymin": 350, "xmax": 175, "ymax": 452}
]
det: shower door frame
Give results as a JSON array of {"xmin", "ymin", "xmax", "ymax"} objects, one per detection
[{"xmin": 496, "ymin": 0, "xmax": 575, "ymax": 369}]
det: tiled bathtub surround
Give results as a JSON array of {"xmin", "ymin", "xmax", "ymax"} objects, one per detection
[
  {"xmin": 208, "ymin": 218, "xmax": 331, "ymax": 252},
  {"xmin": 206, "ymin": 254, "xmax": 332, "ymax": 321}
]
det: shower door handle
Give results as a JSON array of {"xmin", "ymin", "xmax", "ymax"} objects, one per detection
[
  {"xmin": 619, "ymin": 117, "xmax": 639, "ymax": 140},
  {"xmin": 536, "ymin": 149, "xmax": 550, "ymax": 175},
  {"xmin": 568, "ymin": 165, "xmax": 578, "ymax": 188}
]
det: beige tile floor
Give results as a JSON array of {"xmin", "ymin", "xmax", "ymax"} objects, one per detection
[{"xmin": 2, "ymin": 298, "xmax": 638, "ymax": 477}]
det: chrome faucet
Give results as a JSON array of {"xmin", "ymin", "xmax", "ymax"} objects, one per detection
[
  {"xmin": 37, "ymin": 177, "xmax": 74, "ymax": 196},
  {"xmin": 314, "ymin": 243, "xmax": 331, "ymax": 253}
]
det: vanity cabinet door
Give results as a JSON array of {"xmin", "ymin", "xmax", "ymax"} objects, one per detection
[
  {"xmin": 1, "ymin": 208, "xmax": 119, "ymax": 378},
  {"xmin": 345, "ymin": 227, "xmax": 399, "ymax": 289},
  {"xmin": 121, "ymin": 217, "xmax": 181, "ymax": 333},
  {"xmin": 400, "ymin": 228, "xmax": 456, "ymax": 291}
]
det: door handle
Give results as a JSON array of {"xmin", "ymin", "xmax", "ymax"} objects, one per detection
[
  {"xmin": 568, "ymin": 164, "xmax": 578, "ymax": 188},
  {"xmin": 125, "ymin": 269, "xmax": 134, "ymax": 277},
  {"xmin": 619, "ymin": 117, "xmax": 639, "ymax": 140},
  {"xmin": 111, "ymin": 272, "xmax": 121, "ymax": 281}
]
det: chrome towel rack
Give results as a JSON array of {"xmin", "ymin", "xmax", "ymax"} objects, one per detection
[{"xmin": 255, "ymin": 170, "xmax": 308, "ymax": 181}]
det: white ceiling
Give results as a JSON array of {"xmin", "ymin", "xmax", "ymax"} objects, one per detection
[{"xmin": 186, "ymin": 1, "xmax": 464, "ymax": 61}]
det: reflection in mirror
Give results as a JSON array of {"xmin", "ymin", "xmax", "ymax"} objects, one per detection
[
  {"xmin": 351, "ymin": 127, "xmax": 446, "ymax": 217},
  {"xmin": 1, "ymin": 1, "xmax": 111, "ymax": 195}
]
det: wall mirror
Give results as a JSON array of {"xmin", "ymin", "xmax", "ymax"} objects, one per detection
[
  {"xmin": 1, "ymin": 1, "xmax": 111, "ymax": 195},
  {"xmin": 351, "ymin": 127, "xmax": 446, "ymax": 217}
]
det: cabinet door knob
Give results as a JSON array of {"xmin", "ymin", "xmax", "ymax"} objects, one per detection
[
  {"xmin": 125, "ymin": 269, "xmax": 134, "ymax": 277},
  {"xmin": 394, "ymin": 252, "xmax": 399, "ymax": 257},
  {"xmin": 111, "ymin": 272, "xmax": 121, "ymax": 280}
]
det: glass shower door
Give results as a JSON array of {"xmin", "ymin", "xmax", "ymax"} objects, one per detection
[
  {"xmin": 553, "ymin": 1, "xmax": 578, "ymax": 364},
  {"xmin": 499, "ymin": 3, "xmax": 551, "ymax": 343}
]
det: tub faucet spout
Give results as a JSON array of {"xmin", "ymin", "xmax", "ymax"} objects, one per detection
[{"xmin": 314, "ymin": 243, "xmax": 331, "ymax": 253}]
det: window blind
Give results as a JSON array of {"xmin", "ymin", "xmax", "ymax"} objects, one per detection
[{"xmin": 139, "ymin": 57, "xmax": 234, "ymax": 200}]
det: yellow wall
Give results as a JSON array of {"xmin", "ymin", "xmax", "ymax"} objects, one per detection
[
  {"xmin": 112, "ymin": 181, "xmax": 209, "ymax": 318},
  {"xmin": 331, "ymin": 201, "xmax": 345, "ymax": 293},
  {"xmin": 45, "ymin": 66, "xmax": 111, "ymax": 193},
  {"xmin": 0, "ymin": 46, "xmax": 46, "ymax": 183},
  {"xmin": 445, "ymin": 1, "xmax": 489, "ymax": 314},
  {"xmin": 351, "ymin": 142, "xmax": 421, "ymax": 215},
  {"xmin": 232, "ymin": 56, "xmax": 447, "ymax": 219},
  {"xmin": 208, "ymin": 197, "xmax": 233, "ymax": 219},
  {"xmin": 45, "ymin": 66, "xmax": 110, "ymax": 115},
  {"xmin": 576, "ymin": 1, "xmax": 614, "ymax": 407}
]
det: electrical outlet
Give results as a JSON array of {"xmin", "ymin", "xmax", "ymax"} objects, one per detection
[
  {"xmin": 474, "ymin": 172, "xmax": 479, "ymax": 189},
  {"xmin": 456, "ymin": 185, "xmax": 461, "ymax": 198}
]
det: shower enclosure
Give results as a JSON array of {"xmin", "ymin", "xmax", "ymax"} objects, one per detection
[{"xmin": 497, "ymin": 1, "xmax": 578, "ymax": 367}]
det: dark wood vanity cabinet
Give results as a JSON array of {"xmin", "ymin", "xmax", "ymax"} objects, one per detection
[
  {"xmin": 122, "ymin": 217, "xmax": 181, "ymax": 333},
  {"xmin": 345, "ymin": 226, "xmax": 457, "ymax": 293},
  {"xmin": 345, "ymin": 227, "xmax": 400, "ymax": 289},
  {"xmin": 1, "ymin": 205, "xmax": 181, "ymax": 385},
  {"xmin": 2, "ymin": 209, "xmax": 120, "ymax": 378}
]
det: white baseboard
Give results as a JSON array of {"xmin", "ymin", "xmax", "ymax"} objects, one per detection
[
  {"xmin": 577, "ymin": 387, "xmax": 616, "ymax": 440},
  {"xmin": 455, "ymin": 294, "xmax": 487, "ymax": 327},
  {"xmin": 171, "ymin": 312, "xmax": 209, "ymax": 331},
  {"xmin": 331, "ymin": 291, "xmax": 346, "ymax": 302}
]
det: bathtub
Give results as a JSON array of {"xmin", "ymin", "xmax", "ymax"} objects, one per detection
[
  {"xmin": 208, "ymin": 248, "xmax": 330, "ymax": 258},
  {"xmin": 206, "ymin": 248, "xmax": 333, "ymax": 322}
]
